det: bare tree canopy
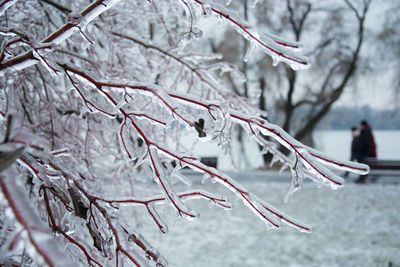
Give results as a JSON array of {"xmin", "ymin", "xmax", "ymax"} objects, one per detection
[{"xmin": 215, "ymin": 0, "xmax": 382, "ymax": 150}]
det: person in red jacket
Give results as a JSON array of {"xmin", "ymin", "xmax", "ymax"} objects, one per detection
[{"xmin": 361, "ymin": 120, "xmax": 377, "ymax": 158}]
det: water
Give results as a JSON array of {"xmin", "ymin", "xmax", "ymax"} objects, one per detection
[
  {"xmin": 314, "ymin": 130, "xmax": 400, "ymax": 161},
  {"xmin": 181, "ymin": 130, "xmax": 400, "ymax": 171}
]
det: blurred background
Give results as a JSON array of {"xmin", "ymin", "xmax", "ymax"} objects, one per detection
[
  {"xmin": 185, "ymin": 0, "xmax": 400, "ymax": 170},
  {"xmin": 143, "ymin": 2, "xmax": 400, "ymax": 266}
]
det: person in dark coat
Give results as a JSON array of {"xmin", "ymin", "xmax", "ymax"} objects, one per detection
[
  {"xmin": 344, "ymin": 126, "xmax": 361, "ymax": 177},
  {"xmin": 358, "ymin": 121, "xmax": 372, "ymax": 164},
  {"xmin": 350, "ymin": 126, "xmax": 361, "ymax": 162},
  {"xmin": 355, "ymin": 120, "xmax": 376, "ymax": 183}
]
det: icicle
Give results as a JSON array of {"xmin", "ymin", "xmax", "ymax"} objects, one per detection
[
  {"xmin": 279, "ymin": 163, "xmax": 288, "ymax": 173},
  {"xmin": 133, "ymin": 152, "xmax": 148, "ymax": 169},
  {"xmin": 115, "ymin": 98, "xmax": 126, "ymax": 111},
  {"xmin": 180, "ymin": 27, "xmax": 203, "ymax": 47},
  {"xmin": 284, "ymin": 154, "xmax": 304, "ymax": 203},
  {"xmin": 272, "ymin": 56, "xmax": 280, "ymax": 67},
  {"xmin": 250, "ymin": 0, "xmax": 259, "ymax": 8},
  {"xmin": 78, "ymin": 29, "xmax": 94, "ymax": 50},
  {"xmin": 269, "ymin": 155, "xmax": 280, "ymax": 168},
  {"xmin": 172, "ymin": 170, "xmax": 192, "ymax": 186},
  {"xmin": 79, "ymin": 106, "xmax": 90, "ymax": 119},
  {"xmin": 244, "ymin": 42, "xmax": 256, "ymax": 62},
  {"xmin": 290, "ymin": 63, "xmax": 300, "ymax": 71},
  {"xmin": 201, "ymin": 173, "xmax": 212, "ymax": 184}
]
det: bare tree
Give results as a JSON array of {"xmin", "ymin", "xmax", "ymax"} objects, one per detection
[
  {"xmin": 217, "ymin": 0, "xmax": 372, "ymax": 152},
  {"xmin": 0, "ymin": 0, "xmax": 368, "ymax": 266},
  {"xmin": 290, "ymin": 0, "xmax": 371, "ymax": 144},
  {"xmin": 374, "ymin": 1, "xmax": 400, "ymax": 106}
]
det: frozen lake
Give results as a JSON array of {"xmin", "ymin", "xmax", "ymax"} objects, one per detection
[
  {"xmin": 314, "ymin": 130, "xmax": 400, "ymax": 161},
  {"xmin": 182, "ymin": 130, "xmax": 400, "ymax": 170}
]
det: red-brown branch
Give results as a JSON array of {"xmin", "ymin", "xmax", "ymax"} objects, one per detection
[
  {"xmin": 74, "ymin": 181, "xmax": 155, "ymax": 267},
  {"xmin": 55, "ymin": 63, "xmax": 346, "ymax": 229},
  {"xmin": 41, "ymin": 188, "xmax": 102, "ymax": 267},
  {"xmin": 0, "ymin": 176, "xmax": 62, "ymax": 266},
  {"xmin": 0, "ymin": 0, "xmax": 121, "ymax": 72}
]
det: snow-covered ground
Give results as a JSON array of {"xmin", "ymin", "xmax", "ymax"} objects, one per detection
[{"xmin": 137, "ymin": 174, "xmax": 400, "ymax": 267}]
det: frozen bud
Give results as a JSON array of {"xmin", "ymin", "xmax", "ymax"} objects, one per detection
[
  {"xmin": 201, "ymin": 4, "xmax": 212, "ymax": 17},
  {"xmin": 181, "ymin": 28, "xmax": 203, "ymax": 42},
  {"xmin": 192, "ymin": 27, "xmax": 203, "ymax": 39},
  {"xmin": 68, "ymin": 12, "xmax": 83, "ymax": 26}
]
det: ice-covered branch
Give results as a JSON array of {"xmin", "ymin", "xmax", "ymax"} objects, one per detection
[
  {"xmin": 0, "ymin": 0, "xmax": 122, "ymax": 72},
  {"xmin": 111, "ymin": 31, "xmax": 255, "ymax": 114},
  {"xmin": 167, "ymin": 92, "xmax": 369, "ymax": 184},
  {"xmin": 190, "ymin": 0, "xmax": 311, "ymax": 69},
  {"xmin": 0, "ymin": 0, "xmax": 19, "ymax": 16},
  {"xmin": 0, "ymin": 167, "xmax": 74, "ymax": 267},
  {"xmin": 57, "ymin": 61, "xmax": 368, "ymax": 222},
  {"xmin": 58, "ymin": 62, "xmax": 314, "ymax": 231},
  {"xmin": 40, "ymin": 187, "xmax": 102, "ymax": 267},
  {"xmin": 74, "ymin": 180, "xmax": 167, "ymax": 267},
  {"xmin": 81, "ymin": 189, "xmax": 230, "ymax": 233},
  {"xmin": 0, "ymin": 0, "xmax": 372, "ymax": 265}
]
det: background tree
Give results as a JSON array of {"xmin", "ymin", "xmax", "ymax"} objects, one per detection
[
  {"xmin": 373, "ymin": 0, "xmax": 400, "ymax": 106},
  {"xmin": 216, "ymin": 0, "xmax": 373, "ymax": 157},
  {"xmin": 0, "ymin": 0, "xmax": 367, "ymax": 266}
]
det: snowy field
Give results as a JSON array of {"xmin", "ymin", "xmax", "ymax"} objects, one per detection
[{"xmin": 137, "ymin": 175, "xmax": 400, "ymax": 267}]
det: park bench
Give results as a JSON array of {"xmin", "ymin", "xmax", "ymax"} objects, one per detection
[
  {"xmin": 200, "ymin": 157, "xmax": 218, "ymax": 168},
  {"xmin": 365, "ymin": 158, "xmax": 400, "ymax": 179}
]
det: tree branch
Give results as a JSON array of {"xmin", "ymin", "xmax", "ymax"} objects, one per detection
[{"xmin": 0, "ymin": 0, "xmax": 122, "ymax": 72}]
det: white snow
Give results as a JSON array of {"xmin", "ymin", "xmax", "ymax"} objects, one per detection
[{"xmin": 138, "ymin": 177, "xmax": 400, "ymax": 266}]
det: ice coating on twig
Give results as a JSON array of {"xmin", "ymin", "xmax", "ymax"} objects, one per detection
[
  {"xmin": 191, "ymin": 0, "xmax": 311, "ymax": 70},
  {"xmin": 149, "ymin": 146, "xmax": 199, "ymax": 220},
  {"xmin": 0, "ymin": 0, "xmax": 19, "ymax": 16},
  {"xmin": 0, "ymin": 167, "xmax": 75, "ymax": 267}
]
